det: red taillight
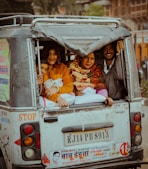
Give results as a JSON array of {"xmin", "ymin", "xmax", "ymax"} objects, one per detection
[
  {"xmin": 23, "ymin": 124, "xmax": 34, "ymax": 135},
  {"xmin": 134, "ymin": 113, "xmax": 141, "ymax": 122},
  {"xmin": 36, "ymin": 132, "xmax": 40, "ymax": 149}
]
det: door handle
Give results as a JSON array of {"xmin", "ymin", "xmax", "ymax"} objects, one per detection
[{"xmin": 44, "ymin": 117, "xmax": 58, "ymax": 123}]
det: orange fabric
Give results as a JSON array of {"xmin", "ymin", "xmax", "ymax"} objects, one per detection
[
  {"xmin": 43, "ymin": 74, "xmax": 49, "ymax": 82},
  {"xmin": 69, "ymin": 56, "xmax": 106, "ymax": 91},
  {"xmin": 45, "ymin": 63, "xmax": 73, "ymax": 102}
]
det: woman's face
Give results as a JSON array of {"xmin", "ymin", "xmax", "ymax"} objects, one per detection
[
  {"xmin": 81, "ymin": 52, "xmax": 95, "ymax": 69},
  {"xmin": 103, "ymin": 44, "xmax": 115, "ymax": 60},
  {"xmin": 47, "ymin": 49, "xmax": 58, "ymax": 65}
]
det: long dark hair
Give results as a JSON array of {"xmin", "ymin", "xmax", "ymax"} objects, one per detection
[
  {"xmin": 44, "ymin": 45, "xmax": 61, "ymax": 63},
  {"xmin": 102, "ymin": 41, "xmax": 117, "ymax": 54}
]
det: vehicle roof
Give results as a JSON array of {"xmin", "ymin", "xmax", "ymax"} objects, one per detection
[{"xmin": 0, "ymin": 15, "xmax": 131, "ymax": 56}]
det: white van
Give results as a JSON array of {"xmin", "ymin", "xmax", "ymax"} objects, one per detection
[{"xmin": 0, "ymin": 14, "xmax": 147, "ymax": 169}]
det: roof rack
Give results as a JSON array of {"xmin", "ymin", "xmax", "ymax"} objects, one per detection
[
  {"xmin": 0, "ymin": 13, "xmax": 33, "ymax": 27},
  {"xmin": 0, "ymin": 14, "xmax": 122, "ymax": 28},
  {"xmin": 0, "ymin": 12, "xmax": 32, "ymax": 17},
  {"xmin": 31, "ymin": 16, "xmax": 121, "ymax": 27}
]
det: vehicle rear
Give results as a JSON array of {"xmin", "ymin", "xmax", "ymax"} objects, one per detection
[
  {"xmin": 39, "ymin": 102, "xmax": 132, "ymax": 169},
  {"xmin": 31, "ymin": 16, "xmax": 143, "ymax": 168},
  {"xmin": 0, "ymin": 15, "xmax": 144, "ymax": 169}
]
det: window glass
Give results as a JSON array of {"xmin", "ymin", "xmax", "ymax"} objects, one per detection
[
  {"xmin": 0, "ymin": 38, "xmax": 34, "ymax": 107},
  {"xmin": 0, "ymin": 39, "xmax": 10, "ymax": 103}
]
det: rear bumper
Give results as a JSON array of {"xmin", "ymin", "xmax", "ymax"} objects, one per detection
[
  {"xmin": 12, "ymin": 164, "xmax": 44, "ymax": 169},
  {"xmin": 13, "ymin": 160, "xmax": 148, "ymax": 169},
  {"xmin": 13, "ymin": 148, "xmax": 148, "ymax": 169}
]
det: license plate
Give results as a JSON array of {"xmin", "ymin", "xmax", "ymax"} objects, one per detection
[{"xmin": 64, "ymin": 128, "xmax": 112, "ymax": 146}]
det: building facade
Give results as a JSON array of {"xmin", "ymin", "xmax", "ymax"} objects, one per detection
[
  {"xmin": 77, "ymin": 0, "xmax": 148, "ymax": 64},
  {"xmin": 110, "ymin": 0, "xmax": 148, "ymax": 30},
  {"xmin": 110, "ymin": 0, "xmax": 148, "ymax": 64},
  {"xmin": 133, "ymin": 30, "xmax": 148, "ymax": 65}
]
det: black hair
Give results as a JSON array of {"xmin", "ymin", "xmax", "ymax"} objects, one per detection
[
  {"xmin": 44, "ymin": 45, "xmax": 60, "ymax": 58},
  {"xmin": 43, "ymin": 45, "xmax": 61, "ymax": 64},
  {"xmin": 102, "ymin": 41, "xmax": 117, "ymax": 52},
  {"xmin": 53, "ymin": 151, "xmax": 60, "ymax": 156}
]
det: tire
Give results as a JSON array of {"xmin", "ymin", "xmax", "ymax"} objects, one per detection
[{"xmin": 0, "ymin": 156, "xmax": 7, "ymax": 169}]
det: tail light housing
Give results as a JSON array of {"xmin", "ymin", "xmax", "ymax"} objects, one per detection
[
  {"xmin": 20, "ymin": 122, "xmax": 41, "ymax": 161},
  {"xmin": 131, "ymin": 112, "xmax": 142, "ymax": 146}
]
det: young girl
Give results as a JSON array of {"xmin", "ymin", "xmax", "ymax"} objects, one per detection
[{"xmin": 36, "ymin": 59, "xmax": 49, "ymax": 85}]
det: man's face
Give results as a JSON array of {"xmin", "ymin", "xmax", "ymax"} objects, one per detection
[
  {"xmin": 53, "ymin": 152, "xmax": 60, "ymax": 163},
  {"xmin": 103, "ymin": 44, "xmax": 115, "ymax": 60}
]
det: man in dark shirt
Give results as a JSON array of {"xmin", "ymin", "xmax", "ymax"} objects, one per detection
[{"xmin": 97, "ymin": 41, "xmax": 127, "ymax": 100}]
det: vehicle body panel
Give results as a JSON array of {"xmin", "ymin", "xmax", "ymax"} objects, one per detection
[{"xmin": 40, "ymin": 102, "xmax": 131, "ymax": 168}]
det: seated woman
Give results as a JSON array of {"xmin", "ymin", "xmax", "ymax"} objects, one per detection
[
  {"xmin": 39, "ymin": 45, "xmax": 75, "ymax": 108},
  {"xmin": 69, "ymin": 52, "xmax": 113, "ymax": 106}
]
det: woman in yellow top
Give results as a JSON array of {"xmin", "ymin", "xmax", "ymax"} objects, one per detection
[{"xmin": 42, "ymin": 45, "xmax": 74, "ymax": 107}]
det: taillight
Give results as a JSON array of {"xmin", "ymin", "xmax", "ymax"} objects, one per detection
[
  {"xmin": 24, "ymin": 137, "xmax": 34, "ymax": 146},
  {"xmin": 134, "ymin": 135, "xmax": 142, "ymax": 146},
  {"xmin": 36, "ymin": 132, "xmax": 40, "ymax": 149},
  {"xmin": 135, "ymin": 124, "xmax": 141, "ymax": 133},
  {"xmin": 131, "ymin": 113, "xmax": 142, "ymax": 146},
  {"xmin": 20, "ymin": 122, "xmax": 41, "ymax": 161},
  {"xmin": 134, "ymin": 113, "xmax": 141, "ymax": 122},
  {"xmin": 24, "ymin": 148, "xmax": 36, "ymax": 159},
  {"xmin": 23, "ymin": 124, "xmax": 34, "ymax": 135}
]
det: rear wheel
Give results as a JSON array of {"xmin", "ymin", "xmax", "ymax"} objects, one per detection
[{"xmin": 0, "ymin": 156, "xmax": 7, "ymax": 169}]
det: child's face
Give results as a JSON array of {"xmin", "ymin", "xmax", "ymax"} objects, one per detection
[{"xmin": 41, "ymin": 63, "xmax": 49, "ymax": 75}]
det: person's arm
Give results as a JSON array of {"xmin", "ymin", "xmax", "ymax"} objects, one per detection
[
  {"xmin": 90, "ymin": 65, "xmax": 107, "ymax": 90},
  {"xmin": 58, "ymin": 64, "xmax": 74, "ymax": 93},
  {"xmin": 105, "ymin": 97, "xmax": 114, "ymax": 106},
  {"xmin": 90, "ymin": 64, "xmax": 114, "ymax": 106}
]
